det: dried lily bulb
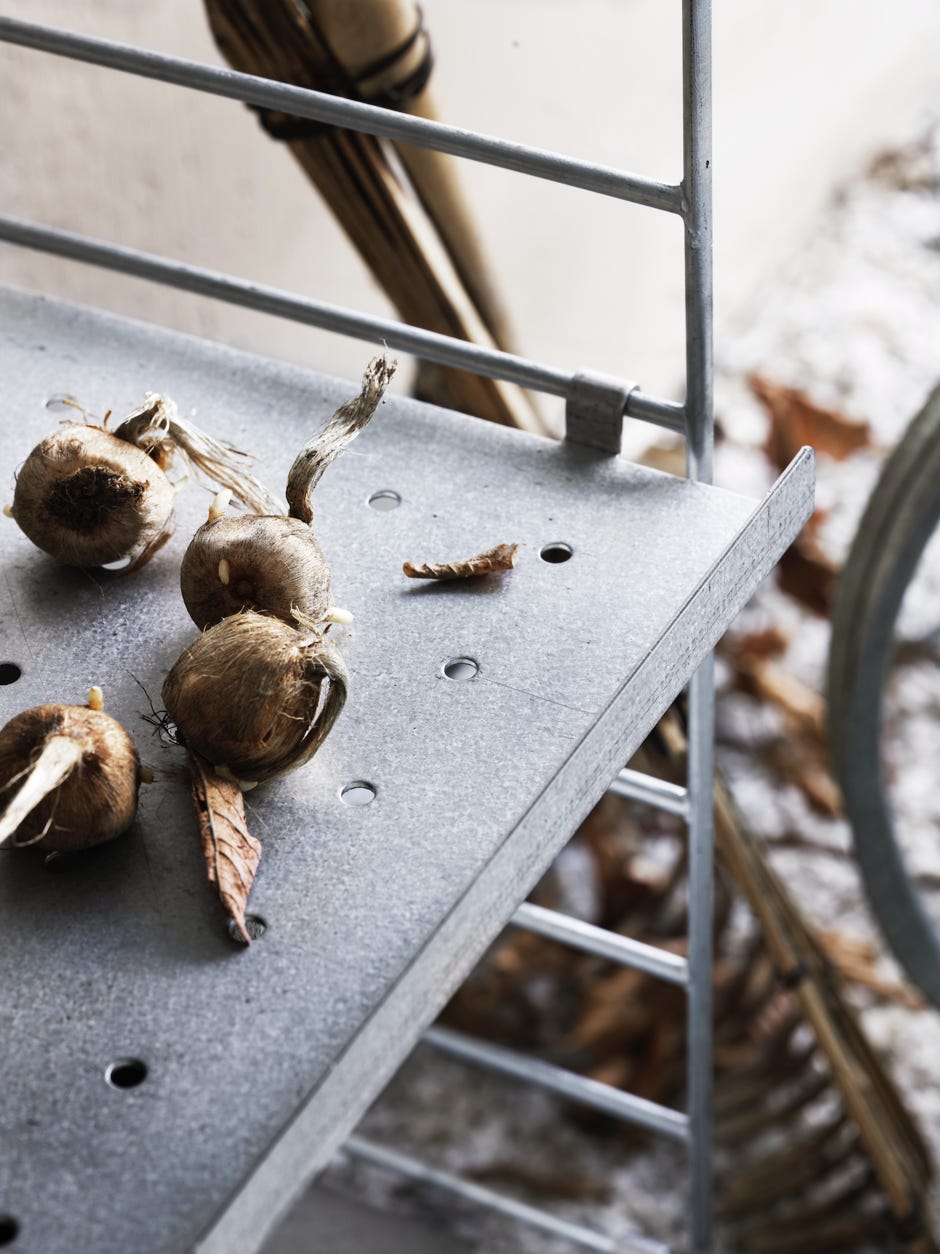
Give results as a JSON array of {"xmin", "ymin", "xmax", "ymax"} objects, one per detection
[
  {"xmin": 162, "ymin": 611, "xmax": 348, "ymax": 786},
  {"xmin": 8, "ymin": 394, "xmax": 278, "ymax": 570},
  {"xmin": 0, "ymin": 688, "xmax": 142, "ymax": 852},
  {"xmin": 179, "ymin": 355, "xmax": 396, "ymax": 630}
]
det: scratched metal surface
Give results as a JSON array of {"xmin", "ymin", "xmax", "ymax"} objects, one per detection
[{"xmin": 0, "ymin": 287, "xmax": 813, "ymax": 1253}]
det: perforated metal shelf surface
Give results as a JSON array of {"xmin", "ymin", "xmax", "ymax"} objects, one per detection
[{"xmin": 0, "ymin": 286, "xmax": 813, "ymax": 1254}]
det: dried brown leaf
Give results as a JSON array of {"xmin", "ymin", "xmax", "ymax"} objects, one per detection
[
  {"xmin": 763, "ymin": 742, "xmax": 844, "ymax": 817},
  {"xmin": 562, "ymin": 964, "xmax": 682, "ymax": 1058},
  {"xmin": 190, "ymin": 750, "xmax": 262, "ymax": 943},
  {"xmin": 403, "ymin": 542, "xmax": 519, "ymax": 580},
  {"xmin": 751, "ymin": 374, "xmax": 873, "ymax": 470},
  {"xmin": 574, "ymin": 793, "xmax": 678, "ymax": 928},
  {"xmin": 720, "ymin": 646, "xmax": 843, "ymax": 817},
  {"xmin": 778, "ymin": 532, "xmax": 840, "ymax": 616},
  {"xmin": 819, "ymin": 932, "xmax": 925, "ymax": 1009},
  {"xmin": 628, "ymin": 1016, "xmax": 687, "ymax": 1103},
  {"xmin": 769, "ymin": 751, "xmax": 841, "ymax": 817},
  {"xmin": 738, "ymin": 659, "xmax": 828, "ymax": 741},
  {"xmin": 867, "ymin": 128, "xmax": 940, "ymax": 191},
  {"xmin": 728, "ymin": 625, "xmax": 790, "ymax": 666}
]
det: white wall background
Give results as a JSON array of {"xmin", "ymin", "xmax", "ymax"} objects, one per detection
[{"xmin": 1, "ymin": 1, "xmax": 939, "ymax": 433}]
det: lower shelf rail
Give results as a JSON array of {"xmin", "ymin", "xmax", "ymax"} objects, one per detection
[
  {"xmin": 423, "ymin": 1026, "xmax": 690, "ymax": 1142},
  {"xmin": 510, "ymin": 901, "xmax": 689, "ymax": 987},
  {"xmin": 342, "ymin": 1135, "xmax": 671, "ymax": 1254}
]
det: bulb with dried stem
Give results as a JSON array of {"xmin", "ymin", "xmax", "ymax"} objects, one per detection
[
  {"xmin": 7, "ymin": 394, "xmax": 278, "ymax": 570},
  {"xmin": 0, "ymin": 687, "xmax": 143, "ymax": 852},
  {"xmin": 162, "ymin": 611, "xmax": 348, "ymax": 788},
  {"xmin": 179, "ymin": 355, "xmax": 396, "ymax": 631}
]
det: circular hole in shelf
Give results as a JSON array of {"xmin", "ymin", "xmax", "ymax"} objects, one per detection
[
  {"xmin": 105, "ymin": 1058, "xmax": 148, "ymax": 1090},
  {"xmin": 0, "ymin": 663, "xmax": 21, "ymax": 686},
  {"xmin": 0, "ymin": 1216, "xmax": 19, "ymax": 1246},
  {"xmin": 539, "ymin": 542, "xmax": 573, "ymax": 564},
  {"xmin": 368, "ymin": 489, "xmax": 401, "ymax": 512},
  {"xmin": 443, "ymin": 657, "xmax": 479, "ymax": 682},
  {"xmin": 340, "ymin": 781, "xmax": 376, "ymax": 807},
  {"xmin": 44, "ymin": 393, "xmax": 79, "ymax": 413},
  {"xmin": 227, "ymin": 914, "xmax": 267, "ymax": 943}
]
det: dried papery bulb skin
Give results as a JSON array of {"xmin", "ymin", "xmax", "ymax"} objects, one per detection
[
  {"xmin": 12, "ymin": 425, "xmax": 176, "ymax": 567},
  {"xmin": 9, "ymin": 394, "xmax": 279, "ymax": 570},
  {"xmin": 286, "ymin": 354, "xmax": 397, "ymax": 525},
  {"xmin": 180, "ymin": 514, "xmax": 332, "ymax": 631},
  {"xmin": 0, "ymin": 703, "xmax": 141, "ymax": 851},
  {"xmin": 162, "ymin": 611, "xmax": 348, "ymax": 784}
]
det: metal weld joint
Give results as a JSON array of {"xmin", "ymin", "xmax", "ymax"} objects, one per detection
[{"xmin": 565, "ymin": 371, "xmax": 638, "ymax": 455}]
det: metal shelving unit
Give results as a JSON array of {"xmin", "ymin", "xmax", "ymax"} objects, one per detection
[{"xmin": 0, "ymin": 9, "xmax": 813, "ymax": 1253}]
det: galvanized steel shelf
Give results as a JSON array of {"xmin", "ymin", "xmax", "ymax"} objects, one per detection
[
  {"xmin": 0, "ymin": 6, "xmax": 814, "ymax": 1253},
  {"xmin": 0, "ymin": 289, "xmax": 811, "ymax": 1254}
]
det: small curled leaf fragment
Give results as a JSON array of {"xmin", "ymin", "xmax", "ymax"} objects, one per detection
[
  {"xmin": 403, "ymin": 543, "xmax": 520, "ymax": 581},
  {"xmin": 189, "ymin": 750, "xmax": 261, "ymax": 944}
]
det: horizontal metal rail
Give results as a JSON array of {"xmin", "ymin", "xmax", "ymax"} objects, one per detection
[
  {"xmin": 609, "ymin": 768, "xmax": 690, "ymax": 819},
  {"xmin": 423, "ymin": 1026, "xmax": 689, "ymax": 1142},
  {"xmin": 0, "ymin": 17, "xmax": 683, "ymax": 216},
  {"xmin": 511, "ymin": 902, "xmax": 688, "ymax": 987},
  {"xmin": 0, "ymin": 214, "xmax": 685, "ymax": 433},
  {"xmin": 343, "ymin": 1136, "xmax": 671, "ymax": 1254}
]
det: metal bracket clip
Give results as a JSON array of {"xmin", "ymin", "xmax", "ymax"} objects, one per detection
[{"xmin": 564, "ymin": 371, "xmax": 638, "ymax": 455}]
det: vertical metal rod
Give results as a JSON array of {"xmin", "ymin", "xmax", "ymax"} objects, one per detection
[
  {"xmin": 682, "ymin": 0, "xmax": 714, "ymax": 484},
  {"xmin": 685, "ymin": 659, "xmax": 714, "ymax": 1254},
  {"xmin": 683, "ymin": 1, "xmax": 715, "ymax": 1251}
]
